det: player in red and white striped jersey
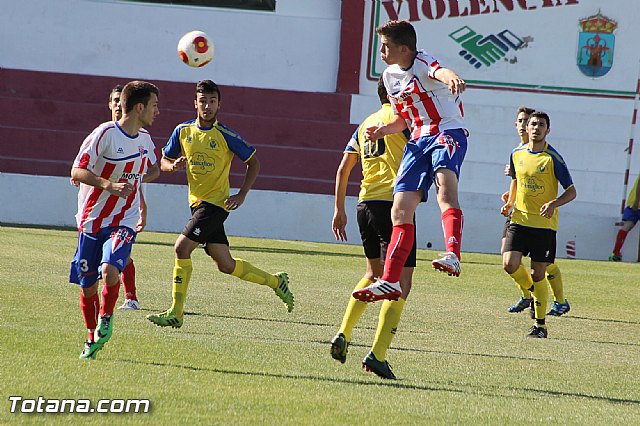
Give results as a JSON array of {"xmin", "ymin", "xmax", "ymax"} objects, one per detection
[
  {"xmin": 70, "ymin": 81, "xmax": 160, "ymax": 360},
  {"xmin": 354, "ymin": 20, "xmax": 467, "ymax": 305}
]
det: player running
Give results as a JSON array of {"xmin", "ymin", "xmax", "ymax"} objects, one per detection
[
  {"xmin": 70, "ymin": 81, "xmax": 160, "ymax": 359},
  {"xmin": 146, "ymin": 80, "xmax": 293, "ymax": 329}
]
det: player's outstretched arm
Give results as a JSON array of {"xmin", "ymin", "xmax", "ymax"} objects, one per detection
[
  {"xmin": 433, "ymin": 67, "xmax": 466, "ymax": 95},
  {"xmin": 501, "ymin": 179, "xmax": 517, "ymax": 217},
  {"xmin": 365, "ymin": 115, "xmax": 407, "ymax": 141},
  {"xmin": 333, "ymin": 153, "xmax": 358, "ymax": 242},
  {"xmin": 71, "ymin": 167, "xmax": 132, "ymax": 198},
  {"xmin": 225, "ymin": 155, "xmax": 260, "ymax": 211}
]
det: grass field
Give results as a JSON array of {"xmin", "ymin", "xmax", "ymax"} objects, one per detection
[{"xmin": 1, "ymin": 223, "xmax": 640, "ymax": 424}]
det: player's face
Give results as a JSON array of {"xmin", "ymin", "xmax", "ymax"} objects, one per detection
[
  {"xmin": 109, "ymin": 91, "xmax": 122, "ymax": 121},
  {"xmin": 139, "ymin": 93, "xmax": 159, "ymax": 127},
  {"xmin": 195, "ymin": 92, "xmax": 220, "ymax": 125},
  {"xmin": 515, "ymin": 112, "xmax": 529, "ymax": 140},
  {"xmin": 527, "ymin": 116, "xmax": 550, "ymax": 143},
  {"xmin": 379, "ymin": 35, "xmax": 403, "ymax": 65}
]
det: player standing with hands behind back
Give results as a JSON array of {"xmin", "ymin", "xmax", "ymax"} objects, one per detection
[
  {"xmin": 353, "ymin": 20, "xmax": 468, "ymax": 303},
  {"xmin": 70, "ymin": 81, "xmax": 160, "ymax": 359}
]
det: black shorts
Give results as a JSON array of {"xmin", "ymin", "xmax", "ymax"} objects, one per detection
[
  {"xmin": 182, "ymin": 202, "xmax": 230, "ymax": 246},
  {"xmin": 503, "ymin": 223, "xmax": 556, "ymax": 263},
  {"xmin": 501, "ymin": 217, "xmax": 510, "ymax": 239},
  {"xmin": 356, "ymin": 201, "xmax": 417, "ymax": 267}
]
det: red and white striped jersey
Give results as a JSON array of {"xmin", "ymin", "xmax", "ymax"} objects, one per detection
[
  {"xmin": 382, "ymin": 50, "xmax": 465, "ymax": 140},
  {"xmin": 73, "ymin": 121, "xmax": 158, "ymax": 233}
]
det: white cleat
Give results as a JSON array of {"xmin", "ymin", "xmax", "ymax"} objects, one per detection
[
  {"xmin": 432, "ymin": 252, "xmax": 461, "ymax": 277},
  {"xmin": 118, "ymin": 299, "xmax": 140, "ymax": 310},
  {"xmin": 351, "ymin": 279, "xmax": 401, "ymax": 303}
]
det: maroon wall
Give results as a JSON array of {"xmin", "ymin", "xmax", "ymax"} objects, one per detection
[{"xmin": 0, "ymin": 68, "xmax": 361, "ymax": 196}]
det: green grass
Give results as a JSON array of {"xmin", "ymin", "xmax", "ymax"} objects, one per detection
[{"xmin": 1, "ymin": 223, "xmax": 639, "ymax": 424}]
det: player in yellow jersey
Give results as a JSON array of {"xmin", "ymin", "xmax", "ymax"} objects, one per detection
[
  {"xmin": 609, "ymin": 174, "xmax": 640, "ymax": 261},
  {"xmin": 501, "ymin": 111, "xmax": 576, "ymax": 338},
  {"xmin": 330, "ymin": 78, "xmax": 416, "ymax": 379},
  {"xmin": 146, "ymin": 80, "xmax": 293, "ymax": 329},
  {"xmin": 502, "ymin": 107, "xmax": 570, "ymax": 317}
]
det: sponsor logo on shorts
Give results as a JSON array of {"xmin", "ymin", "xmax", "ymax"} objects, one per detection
[
  {"xmin": 437, "ymin": 134, "xmax": 459, "ymax": 158},
  {"xmin": 110, "ymin": 228, "xmax": 134, "ymax": 253}
]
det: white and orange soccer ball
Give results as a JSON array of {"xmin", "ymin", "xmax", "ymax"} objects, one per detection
[{"xmin": 177, "ymin": 31, "xmax": 214, "ymax": 67}]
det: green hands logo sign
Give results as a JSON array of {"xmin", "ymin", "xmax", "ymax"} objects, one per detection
[{"xmin": 449, "ymin": 26, "xmax": 530, "ymax": 69}]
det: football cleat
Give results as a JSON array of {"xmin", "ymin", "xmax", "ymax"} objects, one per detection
[
  {"xmin": 79, "ymin": 341, "xmax": 102, "ymax": 360},
  {"xmin": 351, "ymin": 279, "xmax": 401, "ymax": 303},
  {"xmin": 118, "ymin": 299, "xmax": 140, "ymax": 310},
  {"xmin": 94, "ymin": 315, "xmax": 113, "ymax": 347},
  {"xmin": 146, "ymin": 309, "xmax": 184, "ymax": 328},
  {"xmin": 608, "ymin": 253, "xmax": 622, "ymax": 262},
  {"xmin": 431, "ymin": 252, "xmax": 461, "ymax": 276},
  {"xmin": 527, "ymin": 325, "xmax": 548, "ymax": 338},
  {"xmin": 274, "ymin": 272, "xmax": 294, "ymax": 313},
  {"xmin": 330, "ymin": 333, "xmax": 348, "ymax": 364},
  {"xmin": 362, "ymin": 352, "xmax": 397, "ymax": 380},
  {"xmin": 547, "ymin": 300, "xmax": 571, "ymax": 316},
  {"xmin": 508, "ymin": 297, "xmax": 533, "ymax": 313}
]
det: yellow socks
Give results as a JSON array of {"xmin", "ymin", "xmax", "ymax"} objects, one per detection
[
  {"xmin": 338, "ymin": 278, "xmax": 372, "ymax": 341},
  {"xmin": 171, "ymin": 258, "xmax": 192, "ymax": 315},
  {"xmin": 509, "ymin": 265, "xmax": 533, "ymax": 298},
  {"xmin": 546, "ymin": 263, "xmax": 564, "ymax": 302},
  {"xmin": 231, "ymin": 258, "xmax": 279, "ymax": 288},
  {"xmin": 531, "ymin": 277, "xmax": 549, "ymax": 324},
  {"xmin": 371, "ymin": 297, "xmax": 406, "ymax": 361}
]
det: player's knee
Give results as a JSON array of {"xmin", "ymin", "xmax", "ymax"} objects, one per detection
[{"xmin": 102, "ymin": 265, "xmax": 121, "ymax": 286}]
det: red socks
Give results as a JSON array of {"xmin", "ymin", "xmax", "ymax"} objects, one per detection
[
  {"xmin": 121, "ymin": 261, "xmax": 137, "ymax": 301},
  {"xmin": 442, "ymin": 208, "xmax": 463, "ymax": 259},
  {"xmin": 80, "ymin": 292, "xmax": 99, "ymax": 340},
  {"xmin": 381, "ymin": 223, "xmax": 415, "ymax": 283},
  {"xmin": 100, "ymin": 281, "xmax": 121, "ymax": 316},
  {"xmin": 613, "ymin": 229, "xmax": 628, "ymax": 257}
]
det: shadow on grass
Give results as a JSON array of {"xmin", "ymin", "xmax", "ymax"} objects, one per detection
[
  {"xmin": 563, "ymin": 315, "xmax": 640, "ymax": 326},
  {"xmin": 116, "ymin": 358, "xmax": 640, "ymax": 405}
]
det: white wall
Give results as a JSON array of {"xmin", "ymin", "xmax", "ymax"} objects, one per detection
[
  {"xmin": 0, "ymin": 0, "xmax": 341, "ymax": 92},
  {"xmin": 1, "ymin": 173, "xmax": 635, "ymax": 261}
]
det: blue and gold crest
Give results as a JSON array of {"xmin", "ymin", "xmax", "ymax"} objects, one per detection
[{"xmin": 577, "ymin": 11, "xmax": 617, "ymax": 78}]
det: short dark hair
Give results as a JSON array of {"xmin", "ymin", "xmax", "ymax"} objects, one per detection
[
  {"xmin": 529, "ymin": 111, "xmax": 550, "ymax": 128},
  {"xmin": 376, "ymin": 20, "xmax": 417, "ymax": 51},
  {"xmin": 196, "ymin": 79, "xmax": 221, "ymax": 100},
  {"xmin": 109, "ymin": 84, "xmax": 123, "ymax": 102},
  {"xmin": 377, "ymin": 77, "xmax": 389, "ymax": 105},
  {"xmin": 517, "ymin": 106, "xmax": 535, "ymax": 116},
  {"xmin": 121, "ymin": 81, "xmax": 159, "ymax": 113}
]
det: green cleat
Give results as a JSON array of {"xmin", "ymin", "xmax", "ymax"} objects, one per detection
[
  {"xmin": 94, "ymin": 315, "xmax": 113, "ymax": 347},
  {"xmin": 274, "ymin": 272, "xmax": 294, "ymax": 313},
  {"xmin": 146, "ymin": 309, "xmax": 184, "ymax": 328},
  {"xmin": 609, "ymin": 253, "xmax": 622, "ymax": 262},
  {"xmin": 79, "ymin": 341, "xmax": 102, "ymax": 360},
  {"xmin": 330, "ymin": 333, "xmax": 348, "ymax": 364}
]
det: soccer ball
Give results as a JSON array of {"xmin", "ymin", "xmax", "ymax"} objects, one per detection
[{"xmin": 177, "ymin": 31, "xmax": 214, "ymax": 67}]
